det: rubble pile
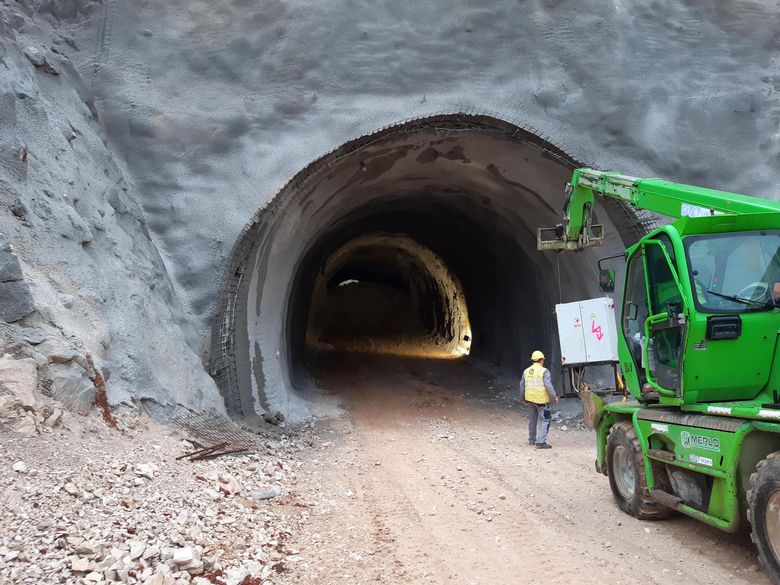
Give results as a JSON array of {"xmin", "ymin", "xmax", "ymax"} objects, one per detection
[{"xmin": 0, "ymin": 401, "xmax": 311, "ymax": 584}]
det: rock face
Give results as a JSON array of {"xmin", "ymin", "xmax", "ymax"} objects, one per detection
[
  {"xmin": 0, "ymin": 242, "xmax": 34, "ymax": 322},
  {"xmin": 1, "ymin": 1, "xmax": 779, "ymax": 416},
  {"xmin": 55, "ymin": 0, "xmax": 780, "ymax": 338},
  {"xmin": 0, "ymin": 6, "xmax": 224, "ymax": 413},
  {"xmin": 0, "ymin": 356, "xmax": 37, "ymax": 406}
]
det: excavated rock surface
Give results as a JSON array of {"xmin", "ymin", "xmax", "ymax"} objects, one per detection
[
  {"xmin": 1, "ymin": 1, "xmax": 779, "ymax": 413},
  {"xmin": 0, "ymin": 5, "xmax": 223, "ymax": 411}
]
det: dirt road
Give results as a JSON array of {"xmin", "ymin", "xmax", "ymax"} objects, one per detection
[{"xmin": 284, "ymin": 354, "xmax": 767, "ymax": 584}]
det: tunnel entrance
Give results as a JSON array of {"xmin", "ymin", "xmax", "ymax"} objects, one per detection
[
  {"xmin": 211, "ymin": 113, "xmax": 649, "ymax": 422},
  {"xmin": 305, "ymin": 233, "xmax": 471, "ymax": 358}
]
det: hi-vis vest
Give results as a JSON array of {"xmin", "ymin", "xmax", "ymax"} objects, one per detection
[{"xmin": 523, "ymin": 364, "xmax": 549, "ymax": 404}]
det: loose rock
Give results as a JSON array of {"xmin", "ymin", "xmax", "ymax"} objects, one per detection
[
  {"xmin": 172, "ymin": 547, "xmax": 194, "ymax": 565},
  {"xmin": 250, "ymin": 488, "xmax": 279, "ymax": 501},
  {"xmin": 134, "ymin": 462, "xmax": 157, "ymax": 480}
]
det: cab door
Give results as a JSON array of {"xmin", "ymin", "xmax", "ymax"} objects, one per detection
[
  {"xmin": 642, "ymin": 239, "xmax": 687, "ymax": 398},
  {"xmin": 619, "ymin": 249, "xmax": 650, "ymax": 395}
]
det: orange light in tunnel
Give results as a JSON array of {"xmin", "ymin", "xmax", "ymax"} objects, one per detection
[{"xmin": 453, "ymin": 321, "xmax": 472, "ymax": 357}]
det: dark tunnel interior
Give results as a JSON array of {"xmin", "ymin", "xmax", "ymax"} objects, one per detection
[{"xmin": 288, "ymin": 195, "xmax": 549, "ymax": 369}]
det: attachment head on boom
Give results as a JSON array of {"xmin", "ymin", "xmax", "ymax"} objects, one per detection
[{"xmin": 537, "ymin": 223, "xmax": 605, "ymax": 251}]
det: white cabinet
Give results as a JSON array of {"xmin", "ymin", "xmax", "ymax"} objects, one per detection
[{"xmin": 555, "ymin": 297, "xmax": 619, "ymax": 365}]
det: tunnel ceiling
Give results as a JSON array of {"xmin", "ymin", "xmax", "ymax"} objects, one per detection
[{"xmin": 211, "ymin": 113, "xmax": 652, "ymax": 422}]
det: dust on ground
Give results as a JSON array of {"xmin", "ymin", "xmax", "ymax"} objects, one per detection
[{"xmin": 285, "ymin": 353, "xmax": 766, "ymax": 585}]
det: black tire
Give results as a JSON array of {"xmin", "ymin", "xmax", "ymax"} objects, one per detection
[
  {"xmin": 748, "ymin": 452, "xmax": 780, "ymax": 585},
  {"xmin": 606, "ymin": 421, "xmax": 672, "ymax": 520}
]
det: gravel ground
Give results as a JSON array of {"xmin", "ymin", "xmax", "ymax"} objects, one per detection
[
  {"xmin": 1, "ymin": 352, "xmax": 772, "ymax": 585},
  {"xmin": 0, "ymin": 405, "xmax": 312, "ymax": 585}
]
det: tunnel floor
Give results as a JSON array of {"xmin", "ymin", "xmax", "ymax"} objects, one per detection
[
  {"xmin": 283, "ymin": 351, "xmax": 761, "ymax": 585},
  {"xmin": 305, "ymin": 351, "xmax": 512, "ymax": 409}
]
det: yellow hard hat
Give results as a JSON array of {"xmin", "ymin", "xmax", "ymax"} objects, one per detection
[{"xmin": 531, "ymin": 350, "xmax": 545, "ymax": 361}]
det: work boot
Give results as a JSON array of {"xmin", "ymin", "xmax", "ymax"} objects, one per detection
[
  {"xmin": 528, "ymin": 439, "xmax": 536, "ymax": 445},
  {"xmin": 535, "ymin": 443, "xmax": 552, "ymax": 449}
]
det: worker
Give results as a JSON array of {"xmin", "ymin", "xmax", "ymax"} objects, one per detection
[{"xmin": 520, "ymin": 350, "xmax": 559, "ymax": 449}]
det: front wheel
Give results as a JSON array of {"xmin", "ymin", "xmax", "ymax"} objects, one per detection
[
  {"xmin": 606, "ymin": 421, "xmax": 671, "ymax": 520},
  {"xmin": 748, "ymin": 453, "xmax": 780, "ymax": 585}
]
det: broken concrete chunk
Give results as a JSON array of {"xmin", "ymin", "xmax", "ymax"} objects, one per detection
[
  {"xmin": 171, "ymin": 547, "xmax": 193, "ymax": 564},
  {"xmin": 128, "ymin": 540, "xmax": 146, "ymax": 560},
  {"xmin": 182, "ymin": 558, "xmax": 204, "ymax": 574},
  {"xmin": 71, "ymin": 557, "xmax": 92, "ymax": 572},
  {"xmin": 12, "ymin": 461, "xmax": 27, "ymax": 473},
  {"xmin": 217, "ymin": 473, "xmax": 241, "ymax": 494},
  {"xmin": 142, "ymin": 545, "xmax": 160, "ymax": 560},
  {"xmin": 73, "ymin": 540, "xmax": 103, "ymax": 557}
]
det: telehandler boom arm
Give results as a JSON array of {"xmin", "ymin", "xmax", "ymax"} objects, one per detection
[{"xmin": 539, "ymin": 168, "xmax": 780, "ymax": 251}]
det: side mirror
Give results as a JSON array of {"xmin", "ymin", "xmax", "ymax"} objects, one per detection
[
  {"xmin": 599, "ymin": 268, "xmax": 615, "ymax": 293},
  {"xmin": 624, "ymin": 301, "xmax": 638, "ymax": 321}
]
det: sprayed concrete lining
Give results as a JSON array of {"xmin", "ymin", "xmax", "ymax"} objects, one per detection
[{"xmin": 211, "ymin": 114, "xmax": 655, "ymax": 422}]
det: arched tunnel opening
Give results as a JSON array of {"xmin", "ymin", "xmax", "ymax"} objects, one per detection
[
  {"xmin": 304, "ymin": 232, "xmax": 472, "ymax": 358},
  {"xmin": 211, "ymin": 114, "xmax": 651, "ymax": 422}
]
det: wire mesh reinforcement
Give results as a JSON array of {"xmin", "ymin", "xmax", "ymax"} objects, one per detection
[{"xmin": 162, "ymin": 407, "xmax": 273, "ymax": 455}]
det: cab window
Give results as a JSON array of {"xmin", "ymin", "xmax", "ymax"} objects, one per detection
[
  {"xmin": 622, "ymin": 251, "xmax": 649, "ymax": 379},
  {"xmin": 686, "ymin": 231, "xmax": 780, "ymax": 312},
  {"xmin": 645, "ymin": 240, "xmax": 683, "ymax": 316}
]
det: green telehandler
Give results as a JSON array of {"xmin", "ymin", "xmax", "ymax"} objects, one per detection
[{"xmin": 538, "ymin": 168, "xmax": 780, "ymax": 582}]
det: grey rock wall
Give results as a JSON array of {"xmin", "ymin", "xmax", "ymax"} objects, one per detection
[
  {"xmin": 0, "ymin": 0, "xmax": 778, "ymax": 413},
  {"xmin": 0, "ymin": 241, "xmax": 34, "ymax": 322},
  {"xmin": 0, "ymin": 5, "xmax": 224, "ymax": 412},
  {"xmin": 57, "ymin": 0, "xmax": 779, "ymax": 343}
]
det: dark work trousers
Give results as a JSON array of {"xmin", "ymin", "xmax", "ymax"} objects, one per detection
[{"xmin": 527, "ymin": 402, "xmax": 551, "ymax": 444}]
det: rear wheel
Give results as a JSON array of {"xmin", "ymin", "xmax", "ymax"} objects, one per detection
[
  {"xmin": 748, "ymin": 452, "xmax": 780, "ymax": 585},
  {"xmin": 606, "ymin": 421, "xmax": 672, "ymax": 520}
]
